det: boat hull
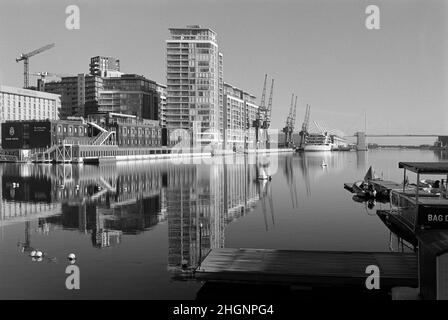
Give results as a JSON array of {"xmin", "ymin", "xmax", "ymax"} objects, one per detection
[
  {"xmin": 390, "ymin": 191, "xmax": 448, "ymax": 230},
  {"xmin": 303, "ymin": 145, "xmax": 332, "ymax": 152}
]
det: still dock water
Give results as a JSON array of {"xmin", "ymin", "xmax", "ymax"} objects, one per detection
[{"xmin": 0, "ymin": 149, "xmax": 445, "ymax": 299}]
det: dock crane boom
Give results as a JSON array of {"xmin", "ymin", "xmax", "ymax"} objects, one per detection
[
  {"xmin": 263, "ymin": 79, "xmax": 274, "ymax": 129},
  {"xmin": 292, "ymin": 95, "xmax": 297, "ymax": 131},
  {"xmin": 298, "ymin": 104, "xmax": 311, "ymax": 149},
  {"xmin": 16, "ymin": 43, "xmax": 55, "ymax": 89},
  {"xmin": 254, "ymin": 74, "xmax": 268, "ymax": 146},
  {"xmin": 260, "ymin": 74, "xmax": 267, "ymax": 112},
  {"xmin": 283, "ymin": 94, "xmax": 295, "ymax": 147}
]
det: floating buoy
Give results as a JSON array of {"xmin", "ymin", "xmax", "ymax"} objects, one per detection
[
  {"xmin": 30, "ymin": 250, "xmax": 37, "ymax": 257},
  {"xmin": 35, "ymin": 251, "xmax": 43, "ymax": 258},
  {"xmin": 68, "ymin": 253, "xmax": 76, "ymax": 261},
  {"xmin": 257, "ymin": 169, "xmax": 271, "ymax": 180},
  {"xmin": 321, "ymin": 161, "xmax": 327, "ymax": 167}
]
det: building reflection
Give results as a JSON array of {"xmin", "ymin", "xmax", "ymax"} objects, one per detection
[
  {"xmin": 433, "ymin": 150, "xmax": 448, "ymax": 161},
  {"xmin": 167, "ymin": 161, "xmax": 261, "ymax": 273},
  {"xmin": 0, "ymin": 157, "xmax": 264, "ymax": 273},
  {"xmin": 0, "ymin": 163, "xmax": 167, "ymax": 248}
]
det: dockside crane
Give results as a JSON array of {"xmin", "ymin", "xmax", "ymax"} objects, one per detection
[
  {"xmin": 292, "ymin": 96, "xmax": 297, "ymax": 130},
  {"xmin": 16, "ymin": 43, "xmax": 55, "ymax": 89},
  {"xmin": 263, "ymin": 79, "xmax": 274, "ymax": 129},
  {"xmin": 298, "ymin": 104, "xmax": 311, "ymax": 149},
  {"xmin": 254, "ymin": 74, "xmax": 268, "ymax": 146},
  {"xmin": 283, "ymin": 94, "xmax": 297, "ymax": 147}
]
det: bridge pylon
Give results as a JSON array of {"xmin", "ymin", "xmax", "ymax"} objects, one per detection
[{"xmin": 355, "ymin": 132, "xmax": 368, "ymax": 151}]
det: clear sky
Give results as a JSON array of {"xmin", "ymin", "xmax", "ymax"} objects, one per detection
[{"xmin": 0, "ymin": 0, "xmax": 447, "ymax": 144}]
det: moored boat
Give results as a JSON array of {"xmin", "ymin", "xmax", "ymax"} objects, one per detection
[
  {"xmin": 388, "ymin": 162, "xmax": 448, "ymax": 232},
  {"xmin": 303, "ymin": 133, "xmax": 333, "ymax": 151},
  {"xmin": 344, "ymin": 166, "xmax": 387, "ymax": 199}
]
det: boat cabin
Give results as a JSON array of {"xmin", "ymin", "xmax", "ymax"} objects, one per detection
[{"xmin": 391, "ymin": 162, "xmax": 448, "ymax": 231}]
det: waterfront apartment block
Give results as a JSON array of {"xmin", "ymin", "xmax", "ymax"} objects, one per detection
[
  {"xmin": 223, "ymin": 83, "xmax": 259, "ymax": 150},
  {"xmin": 98, "ymin": 74, "xmax": 159, "ymax": 121},
  {"xmin": 166, "ymin": 25, "xmax": 223, "ymax": 145},
  {"xmin": 156, "ymin": 83, "xmax": 167, "ymax": 127},
  {"xmin": 2, "ymin": 113, "xmax": 163, "ymax": 153},
  {"xmin": 0, "ymin": 85, "xmax": 60, "ymax": 123},
  {"xmin": 89, "ymin": 56, "xmax": 121, "ymax": 77},
  {"xmin": 44, "ymin": 74, "xmax": 103, "ymax": 118}
]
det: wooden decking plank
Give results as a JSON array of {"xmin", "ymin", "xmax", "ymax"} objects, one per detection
[{"xmin": 195, "ymin": 248, "xmax": 418, "ymax": 287}]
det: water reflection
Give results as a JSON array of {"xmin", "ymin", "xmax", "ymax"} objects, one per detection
[
  {"xmin": 0, "ymin": 158, "xmax": 267, "ymax": 273},
  {"xmin": 2, "ymin": 150, "xmax": 445, "ymax": 299},
  {"xmin": 433, "ymin": 150, "xmax": 448, "ymax": 161}
]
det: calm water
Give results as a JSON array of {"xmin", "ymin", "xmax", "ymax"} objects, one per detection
[{"xmin": 0, "ymin": 149, "xmax": 446, "ymax": 299}]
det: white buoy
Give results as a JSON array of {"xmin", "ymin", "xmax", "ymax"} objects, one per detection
[
  {"xmin": 30, "ymin": 250, "xmax": 37, "ymax": 257},
  {"xmin": 35, "ymin": 251, "xmax": 43, "ymax": 258},
  {"xmin": 257, "ymin": 167, "xmax": 270, "ymax": 180},
  {"xmin": 321, "ymin": 161, "xmax": 327, "ymax": 167},
  {"xmin": 68, "ymin": 253, "xmax": 76, "ymax": 261}
]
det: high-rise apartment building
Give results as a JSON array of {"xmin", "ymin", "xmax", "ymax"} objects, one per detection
[
  {"xmin": 223, "ymin": 83, "xmax": 260, "ymax": 150},
  {"xmin": 166, "ymin": 25, "xmax": 223, "ymax": 145},
  {"xmin": 44, "ymin": 74, "xmax": 103, "ymax": 117},
  {"xmin": 89, "ymin": 56, "xmax": 121, "ymax": 77},
  {"xmin": 156, "ymin": 83, "xmax": 167, "ymax": 127}
]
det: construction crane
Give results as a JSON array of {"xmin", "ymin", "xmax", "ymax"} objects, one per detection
[
  {"xmin": 282, "ymin": 94, "xmax": 297, "ymax": 147},
  {"xmin": 16, "ymin": 43, "xmax": 55, "ymax": 89},
  {"xmin": 298, "ymin": 104, "xmax": 311, "ymax": 149}
]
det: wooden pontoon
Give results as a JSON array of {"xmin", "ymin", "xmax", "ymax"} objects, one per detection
[{"xmin": 195, "ymin": 248, "xmax": 418, "ymax": 288}]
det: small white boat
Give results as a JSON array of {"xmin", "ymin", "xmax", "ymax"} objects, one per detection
[{"xmin": 321, "ymin": 161, "xmax": 327, "ymax": 167}]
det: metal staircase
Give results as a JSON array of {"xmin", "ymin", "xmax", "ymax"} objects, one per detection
[{"xmin": 92, "ymin": 130, "xmax": 115, "ymax": 145}]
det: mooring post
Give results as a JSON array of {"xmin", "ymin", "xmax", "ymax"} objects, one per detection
[
  {"xmin": 198, "ymin": 222, "xmax": 203, "ymax": 269},
  {"xmin": 403, "ymin": 168, "xmax": 406, "ymax": 192},
  {"xmin": 416, "ymin": 172, "xmax": 420, "ymax": 203}
]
